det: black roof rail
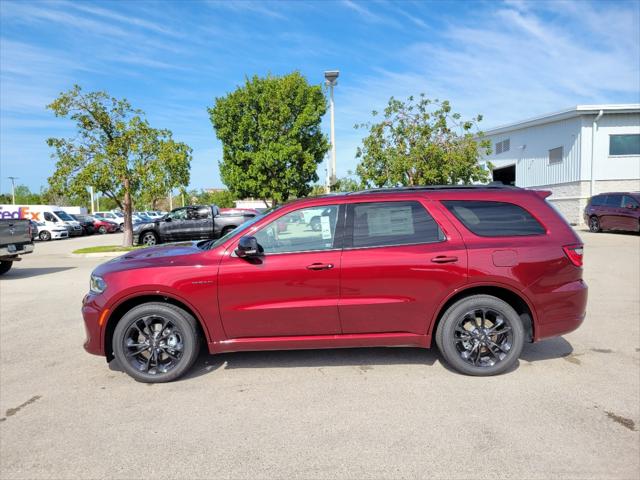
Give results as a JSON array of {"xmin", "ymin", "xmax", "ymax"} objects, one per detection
[{"xmin": 346, "ymin": 182, "xmax": 520, "ymax": 196}]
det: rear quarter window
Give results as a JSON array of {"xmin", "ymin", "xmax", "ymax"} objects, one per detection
[{"xmin": 441, "ymin": 200, "xmax": 546, "ymax": 237}]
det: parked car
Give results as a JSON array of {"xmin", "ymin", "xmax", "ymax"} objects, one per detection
[
  {"xmin": 0, "ymin": 219, "xmax": 34, "ymax": 275},
  {"xmin": 94, "ymin": 212, "xmax": 125, "ymax": 231},
  {"xmin": 584, "ymin": 192, "xmax": 640, "ymax": 233},
  {"xmin": 82, "ymin": 185, "xmax": 587, "ymax": 383},
  {"xmin": 132, "ymin": 205, "xmax": 256, "ymax": 246},
  {"xmin": 0, "ymin": 205, "xmax": 80, "ymax": 240},
  {"xmin": 92, "ymin": 218, "xmax": 119, "ymax": 235},
  {"xmin": 71, "ymin": 214, "xmax": 96, "ymax": 235},
  {"xmin": 132, "ymin": 213, "xmax": 153, "ymax": 224}
]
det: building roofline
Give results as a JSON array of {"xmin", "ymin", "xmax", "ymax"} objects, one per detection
[{"xmin": 483, "ymin": 104, "xmax": 640, "ymax": 136}]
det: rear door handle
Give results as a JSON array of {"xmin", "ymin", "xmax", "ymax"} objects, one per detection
[
  {"xmin": 306, "ymin": 263, "xmax": 334, "ymax": 270},
  {"xmin": 431, "ymin": 255, "xmax": 458, "ymax": 264}
]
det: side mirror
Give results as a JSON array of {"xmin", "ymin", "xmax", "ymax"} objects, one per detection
[
  {"xmin": 164, "ymin": 216, "xmax": 172, "ymax": 222},
  {"xmin": 626, "ymin": 204, "xmax": 638, "ymax": 210},
  {"xmin": 235, "ymin": 236, "xmax": 261, "ymax": 258}
]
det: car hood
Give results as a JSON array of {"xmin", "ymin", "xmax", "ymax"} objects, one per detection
[{"xmin": 93, "ymin": 241, "xmax": 204, "ymax": 275}]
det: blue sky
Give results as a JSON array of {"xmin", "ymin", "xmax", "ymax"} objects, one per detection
[{"xmin": 1, "ymin": 0, "xmax": 639, "ymax": 194}]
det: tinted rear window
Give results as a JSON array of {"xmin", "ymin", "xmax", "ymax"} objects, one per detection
[
  {"xmin": 605, "ymin": 195, "xmax": 622, "ymax": 207},
  {"xmin": 442, "ymin": 200, "xmax": 546, "ymax": 237},
  {"xmin": 590, "ymin": 196, "xmax": 606, "ymax": 206}
]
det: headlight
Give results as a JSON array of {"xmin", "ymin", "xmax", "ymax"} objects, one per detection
[{"xmin": 90, "ymin": 274, "xmax": 107, "ymax": 294}]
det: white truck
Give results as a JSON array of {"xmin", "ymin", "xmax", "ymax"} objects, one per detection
[{"xmin": 0, "ymin": 205, "xmax": 82, "ymax": 240}]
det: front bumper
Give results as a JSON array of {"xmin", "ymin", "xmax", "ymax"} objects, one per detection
[
  {"xmin": 51, "ymin": 230, "xmax": 69, "ymax": 239},
  {"xmin": 82, "ymin": 294, "xmax": 105, "ymax": 356}
]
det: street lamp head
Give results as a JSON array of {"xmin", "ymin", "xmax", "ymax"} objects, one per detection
[{"xmin": 324, "ymin": 70, "xmax": 339, "ymax": 86}]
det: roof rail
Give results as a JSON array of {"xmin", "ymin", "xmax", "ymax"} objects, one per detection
[{"xmin": 346, "ymin": 182, "xmax": 520, "ymax": 195}]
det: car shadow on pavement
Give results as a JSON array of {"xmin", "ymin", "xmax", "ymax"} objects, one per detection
[
  {"xmin": 182, "ymin": 346, "xmax": 439, "ymax": 380},
  {"xmin": 520, "ymin": 337, "xmax": 573, "ymax": 363},
  {"xmin": 0, "ymin": 266, "xmax": 75, "ymax": 279},
  {"xmin": 108, "ymin": 337, "xmax": 574, "ymax": 381}
]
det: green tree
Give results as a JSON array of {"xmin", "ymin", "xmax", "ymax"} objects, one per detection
[
  {"xmin": 188, "ymin": 189, "xmax": 237, "ymax": 208},
  {"xmin": 47, "ymin": 85, "xmax": 192, "ymax": 246},
  {"xmin": 13, "ymin": 185, "xmax": 43, "ymax": 204},
  {"xmin": 355, "ymin": 94, "xmax": 492, "ymax": 187},
  {"xmin": 209, "ymin": 72, "xmax": 329, "ymax": 207},
  {"xmin": 333, "ymin": 171, "xmax": 361, "ymax": 192}
]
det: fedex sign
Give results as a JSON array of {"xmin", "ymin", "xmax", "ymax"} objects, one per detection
[{"xmin": 0, "ymin": 206, "xmax": 42, "ymax": 221}]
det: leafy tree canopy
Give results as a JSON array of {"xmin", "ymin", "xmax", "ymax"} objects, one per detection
[
  {"xmin": 209, "ymin": 72, "xmax": 329, "ymax": 206},
  {"xmin": 47, "ymin": 85, "xmax": 191, "ymax": 245},
  {"xmin": 355, "ymin": 94, "xmax": 492, "ymax": 188}
]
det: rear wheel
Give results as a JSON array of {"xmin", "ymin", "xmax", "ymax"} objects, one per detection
[
  {"xmin": 0, "ymin": 261, "xmax": 13, "ymax": 275},
  {"xmin": 98, "ymin": 225, "xmax": 107, "ymax": 234},
  {"xmin": 39, "ymin": 230, "xmax": 52, "ymax": 241},
  {"xmin": 119, "ymin": 224, "xmax": 125, "ymax": 232},
  {"xmin": 435, "ymin": 295, "xmax": 524, "ymax": 376},
  {"xmin": 112, "ymin": 303, "xmax": 201, "ymax": 383},
  {"xmin": 589, "ymin": 216, "xmax": 601, "ymax": 233}
]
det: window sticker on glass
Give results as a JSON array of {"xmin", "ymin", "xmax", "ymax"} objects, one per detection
[
  {"xmin": 367, "ymin": 206, "xmax": 414, "ymax": 237},
  {"xmin": 320, "ymin": 215, "xmax": 332, "ymax": 240}
]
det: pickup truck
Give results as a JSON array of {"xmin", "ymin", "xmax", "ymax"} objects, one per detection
[
  {"xmin": 133, "ymin": 205, "xmax": 257, "ymax": 246},
  {"xmin": 0, "ymin": 219, "xmax": 35, "ymax": 275}
]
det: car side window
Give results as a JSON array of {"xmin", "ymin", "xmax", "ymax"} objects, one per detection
[
  {"xmin": 590, "ymin": 196, "xmax": 605, "ymax": 206},
  {"xmin": 622, "ymin": 196, "xmax": 639, "ymax": 208},
  {"xmin": 442, "ymin": 200, "xmax": 546, "ymax": 237},
  {"xmin": 347, "ymin": 201, "xmax": 444, "ymax": 248},
  {"xmin": 195, "ymin": 207, "xmax": 212, "ymax": 219},
  {"xmin": 44, "ymin": 212, "xmax": 56, "ymax": 222},
  {"xmin": 605, "ymin": 195, "xmax": 622, "ymax": 207},
  {"xmin": 254, "ymin": 205, "xmax": 340, "ymax": 254},
  {"xmin": 168, "ymin": 208, "xmax": 188, "ymax": 220}
]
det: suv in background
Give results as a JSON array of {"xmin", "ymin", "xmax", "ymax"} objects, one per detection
[
  {"xmin": 584, "ymin": 192, "xmax": 640, "ymax": 233},
  {"xmin": 82, "ymin": 185, "xmax": 587, "ymax": 383},
  {"xmin": 94, "ymin": 212, "xmax": 125, "ymax": 231}
]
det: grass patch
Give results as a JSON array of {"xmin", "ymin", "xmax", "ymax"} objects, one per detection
[{"xmin": 72, "ymin": 245, "xmax": 143, "ymax": 254}]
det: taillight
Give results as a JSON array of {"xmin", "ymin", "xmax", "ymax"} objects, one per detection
[{"xmin": 563, "ymin": 244, "xmax": 584, "ymax": 267}]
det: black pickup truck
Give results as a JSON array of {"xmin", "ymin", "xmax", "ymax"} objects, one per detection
[
  {"xmin": 133, "ymin": 205, "xmax": 257, "ymax": 246},
  {"xmin": 0, "ymin": 219, "xmax": 35, "ymax": 275}
]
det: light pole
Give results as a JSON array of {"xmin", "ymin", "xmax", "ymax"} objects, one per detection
[
  {"xmin": 324, "ymin": 70, "xmax": 339, "ymax": 192},
  {"xmin": 7, "ymin": 177, "xmax": 18, "ymax": 205}
]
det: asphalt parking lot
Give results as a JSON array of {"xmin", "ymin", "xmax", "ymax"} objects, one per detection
[{"xmin": 1, "ymin": 231, "xmax": 638, "ymax": 479}]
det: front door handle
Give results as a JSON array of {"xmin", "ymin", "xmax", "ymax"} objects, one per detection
[
  {"xmin": 431, "ymin": 255, "xmax": 458, "ymax": 264},
  {"xmin": 306, "ymin": 263, "xmax": 334, "ymax": 271}
]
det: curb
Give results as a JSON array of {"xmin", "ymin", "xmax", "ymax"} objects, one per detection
[{"xmin": 70, "ymin": 251, "xmax": 127, "ymax": 258}]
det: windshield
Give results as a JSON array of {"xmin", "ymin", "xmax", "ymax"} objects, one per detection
[
  {"xmin": 54, "ymin": 211, "xmax": 74, "ymax": 221},
  {"xmin": 200, "ymin": 213, "xmax": 267, "ymax": 250}
]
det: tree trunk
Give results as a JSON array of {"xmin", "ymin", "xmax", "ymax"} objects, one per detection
[{"xmin": 122, "ymin": 179, "xmax": 133, "ymax": 247}]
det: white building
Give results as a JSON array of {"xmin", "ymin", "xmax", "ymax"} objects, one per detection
[{"xmin": 481, "ymin": 104, "xmax": 640, "ymax": 225}]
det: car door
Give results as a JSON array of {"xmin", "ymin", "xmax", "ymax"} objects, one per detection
[
  {"xmin": 217, "ymin": 204, "xmax": 344, "ymax": 338},
  {"xmin": 602, "ymin": 194, "xmax": 623, "ymax": 230},
  {"xmin": 620, "ymin": 195, "xmax": 640, "ymax": 231},
  {"xmin": 159, "ymin": 208, "xmax": 188, "ymax": 241},
  {"xmin": 338, "ymin": 199, "xmax": 467, "ymax": 335}
]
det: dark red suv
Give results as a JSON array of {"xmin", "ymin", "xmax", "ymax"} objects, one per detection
[
  {"xmin": 82, "ymin": 186, "xmax": 587, "ymax": 382},
  {"xmin": 584, "ymin": 192, "xmax": 640, "ymax": 233}
]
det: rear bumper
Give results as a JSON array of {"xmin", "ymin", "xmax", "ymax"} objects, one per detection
[
  {"xmin": 0, "ymin": 243, "xmax": 34, "ymax": 257},
  {"xmin": 527, "ymin": 279, "xmax": 588, "ymax": 341}
]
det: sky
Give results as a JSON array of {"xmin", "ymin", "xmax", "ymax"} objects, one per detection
[{"xmin": 1, "ymin": 0, "xmax": 639, "ymax": 194}]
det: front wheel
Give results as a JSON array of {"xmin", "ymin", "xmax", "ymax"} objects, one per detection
[
  {"xmin": 39, "ymin": 230, "xmax": 52, "ymax": 241},
  {"xmin": 112, "ymin": 303, "xmax": 201, "ymax": 383},
  {"xmin": 98, "ymin": 225, "xmax": 107, "ymax": 234},
  {"xmin": 589, "ymin": 216, "xmax": 601, "ymax": 233},
  {"xmin": 141, "ymin": 231, "xmax": 158, "ymax": 246},
  {"xmin": 119, "ymin": 224, "xmax": 125, "ymax": 232},
  {"xmin": 0, "ymin": 261, "xmax": 13, "ymax": 275},
  {"xmin": 435, "ymin": 295, "xmax": 524, "ymax": 376}
]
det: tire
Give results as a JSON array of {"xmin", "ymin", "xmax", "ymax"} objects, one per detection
[
  {"xmin": 98, "ymin": 226, "xmax": 107, "ymax": 234},
  {"xmin": 435, "ymin": 295, "xmax": 524, "ymax": 376},
  {"xmin": 112, "ymin": 302, "xmax": 201, "ymax": 383},
  {"xmin": 119, "ymin": 224, "xmax": 125, "ymax": 232},
  {"xmin": 140, "ymin": 231, "xmax": 158, "ymax": 246},
  {"xmin": 588, "ymin": 216, "xmax": 601, "ymax": 233},
  {"xmin": 0, "ymin": 261, "xmax": 12, "ymax": 275},
  {"xmin": 39, "ymin": 230, "xmax": 52, "ymax": 241}
]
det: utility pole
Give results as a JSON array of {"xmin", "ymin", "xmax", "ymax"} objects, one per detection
[
  {"xmin": 7, "ymin": 177, "xmax": 18, "ymax": 204},
  {"xmin": 169, "ymin": 190, "xmax": 173, "ymax": 210},
  {"xmin": 89, "ymin": 186, "xmax": 95, "ymax": 214},
  {"xmin": 324, "ymin": 70, "xmax": 339, "ymax": 192}
]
